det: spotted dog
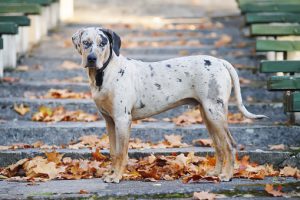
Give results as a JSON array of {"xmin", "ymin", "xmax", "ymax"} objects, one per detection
[{"xmin": 72, "ymin": 27, "xmax": 266, "ymax": 183}]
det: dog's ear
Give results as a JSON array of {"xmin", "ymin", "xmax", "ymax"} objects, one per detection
[
  {"xmin": 72, "ymin": 28, "xmax": 85, "ymax": 55},
  {"xmin": 101, "ymin": 29, "xmax": 121, "ymax": 56}
]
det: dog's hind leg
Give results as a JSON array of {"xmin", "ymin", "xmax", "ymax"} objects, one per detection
[
  {"xmin": 198, "ymin": 104, "xmax": 223, "ymax": 176},
  {"xmin": 200, "ymin": 101, "xmax": 235, "ymax": 181}
]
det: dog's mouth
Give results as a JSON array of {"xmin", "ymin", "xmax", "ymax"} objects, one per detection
[{"xmin": 85, "ymin": 63, "xmax": 97, "ymax": 68}]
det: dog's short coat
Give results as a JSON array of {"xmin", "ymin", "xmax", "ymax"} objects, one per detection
[{"xmin": 72, "ymin": 27, "xmax": 266, "ymax": 183}]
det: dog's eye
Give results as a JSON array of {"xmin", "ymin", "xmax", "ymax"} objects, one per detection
[
  {"xmin": 82, "ymin": 41, "xmax": 91, "ymax": 47},
  {"xmin": 99, "ymin": 41, "xmax": 106, "ymax": 47}
]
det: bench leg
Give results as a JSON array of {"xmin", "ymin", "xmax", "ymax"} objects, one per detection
[
  {"xmin": 41, "ymin": 7, "xmax": 48, "ymax": 36},
  {"xmin": 60, "ymin": 0, "xmax": 74, "ymax": 22},
  {"xmin": 0, "ymin": 50, "xmax": 3, "ymax": 78},
  {"xmin": 2, "ymin": 35, "xmax": 17, "ymax": 68},
  {"xmin": 28, "ymin": 15, "xmax": 42, "ymax": 46},
  {"xmin": 20, "ymin": 27, "xmax": 30, "ymax": 53}
]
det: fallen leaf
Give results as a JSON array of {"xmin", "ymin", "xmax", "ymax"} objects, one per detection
[
  {"xmin": 269, "ymin": 144, "xmax": 285, "ymax": 150},
  {"xmin": 193, "ymin": 191, "xmax": 216, "ymax": 200},
  {"xmin": 79, "ymin": 189, "xmax": 89, "ymax": 194},
  {"xmin": 265, "ymin": 184, "xmax": 284, "ymax": 197},
  {"xmin": 43, "ymin": 89, "xmax": 91, "ymax": 99},
  {"xmin": 280, "ymin": 166, "xmax": 298, "ymax": 177},
  {"xmin": 14, "ymin": 104, "xmax": 30, "ymax": 116},
  {"xmin": 193, "ymin": 139, "xmax": 213, "ymax": 147},
  {"xmin": 16, "ymin": 65, "xmax": 29, "ymax": 72},
  {"xmin": 1, "ymin": 77, "xmax": 20, "ymax": 83},
  {"xmin": 214, "ymin": 34, "xmax": 232, "ymax": 48},
  {"xmin": 60, "ymin": 60, "xmax": 81, "ymax": 70}
]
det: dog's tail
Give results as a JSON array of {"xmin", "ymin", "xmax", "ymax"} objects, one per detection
[{"xmin": 223, "ymin": 60, "xmax": 267, "ymax": 119}]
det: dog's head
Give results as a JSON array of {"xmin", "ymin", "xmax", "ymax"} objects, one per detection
[{"xmin": 72, "ymin": 27, "xmax": 121, "ymax": 69}]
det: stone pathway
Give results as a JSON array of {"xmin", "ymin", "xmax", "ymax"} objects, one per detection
[{"xmin": 0, "ymin": 2, "xmax": 299, "ymax": 199}]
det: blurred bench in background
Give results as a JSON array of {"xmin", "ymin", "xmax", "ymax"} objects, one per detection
[
  {"xmin": 0, "ymin": 0, "xmax": 74, "ymax": 77},
  {"xmin": 237, "ymin": 0, "xmax": 300, "ymax": 124}
]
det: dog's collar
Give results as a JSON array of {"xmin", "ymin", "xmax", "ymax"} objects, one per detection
[{"xmin": 95, "ymin": 44, "xmax": 113, "ymax": 87}]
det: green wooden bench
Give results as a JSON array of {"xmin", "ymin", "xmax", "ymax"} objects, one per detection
[
  {"xmin": 0, "ymin": 3, "xmax": 41, "ymax": 15},
  {"xmin": 245, "ymin": 13, "xmax": 300, "ymax": 24},
  {"xmin": 0, "ymin": 23, "xmax": 19, "ymax": 35},
  {"xmin": 238, "ymin": 0, "xmax": 300, "ymax": 13},
  {"xmin": 0, "ymin": 0, "xmax": 52, "ymax": 6},
  {"xmin": 251, "ymin": 24, "xmax": 300, "ymax": 36},
  {"xmin": 260, "ymin": 60, "xmax": 300, "ymax": 73},
  {"xmin": 237, "ymin": 0, "xmax": 300, "ymax": 123},
  {"xmin": 0, "ymin": 16, "xmax": 30, "ymax": 27},
  {"xmin": 285, "ymin": 92, "xmax": 300, "ymax": 112}
]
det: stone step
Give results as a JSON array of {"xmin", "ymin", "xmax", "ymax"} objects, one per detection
[
  {"xmin": 0, "ymin": 177, "xmax": 298, "ymax": 199},
  {"xmin": 0, "ymin": 147, "xmax": 296, "ymax": 168},
  {"xmin": 0, "ymin": 81, "xmax": 284, "ymax": 102},
  {"xmin": 0, "ymin": 98, "xmax": 285, "ymax": 121},
  {"xmin": 0, "ymin": 121, "xmax": 299, "ymax": 147}
]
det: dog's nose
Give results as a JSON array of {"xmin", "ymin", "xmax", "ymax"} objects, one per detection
[{"xmin": 87, "ymin": 53, "xmax": 97, "ymax": 63}]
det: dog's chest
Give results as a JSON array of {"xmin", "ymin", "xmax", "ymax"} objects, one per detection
[{"xmin": 91, "ymin": 87, "xmax": 114, "ymax": 115}]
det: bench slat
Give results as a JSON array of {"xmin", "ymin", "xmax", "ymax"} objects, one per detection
[
  {"xmin": 0, "ymin": 3, "xmax": 41, "ymax": 15},
  {"xmin": 260, "ymin": 60, "xmax": 300, "ymax": 73},
  {"xmin": 0, "ymin": 16, "xmax": 30, "ymax": 26},
  {"xmin": 268, "ymin": 76, "xmax": 300, "ymax": 91},
  {"xmin": 239, "ymin": 2, "xmax": 300, "ymax": 13},
  {"xmin": 0, "ymin": 22, "xmax": 18, "ymax": 34},
  {"xmin": 0, "ymin": 37, "xmax": 3, "ymax": 49},
  {"xmin": 238, "ymin": 0, "xmax": 300, "ymax": 6},
  {"xmin": 285, "ymin": 91, "xmax": 300, "ymax": 112},
  {"xmin": 256, "ymin": 40, "xmax": 300, "ymax": 52},
  {"xmin": 246, "ymin": 13, "xmax": 300, "ymax": 24},
  {"xmin": 251, "ymin": 24, "xmax": 300, "ymax": 36},
  {"xmin": 0, "ymin": 0, "xmax": 52, "ymax": 6}
]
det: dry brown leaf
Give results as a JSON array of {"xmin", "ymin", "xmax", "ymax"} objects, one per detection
[
  {"xmin": 60, "ymin": 60, "xmax": 81, "ymax": 70},
  {"xmin": 280, "ymin": 166, "xmax": 298, "ymax": 177},
  {"xmin": 193, "ymin": 191, "xmax": 216, "ymax": 200},
  {"xmin": 269, "ymin": 144, "xmax": 285, "ymax": 150},
  {"xmin": 164, "ymin": 135, "xmax": 186, "ymax": 147},
  {"xmin": 79, "ymin": 189, "xmax": 89, "ymax": 194},
  {"xmin": 16, "ymin": 65, "xmax": 29, "ymax": 72},
  {"xmin": 1, "ymin": 77, "xmax": 20, "ymax": 83},
  {"xmin": 193, "ymin": 139, "xmax": 213, "ymax": 147},
  {"xmin": 265, "ymin": 184, "xmax": 284, "ymax": 197},
  {"xmin": 43, "ymin": 89, "xmax": 91, "ymax": 99},
  {"xmin": 14, "ymin": 104, "xmax": 30, "ymax": 116},
  {"xmin": 32, "ymin": 106, "xmax": 98, "ymax": 122},
  {"xmin": 45, "ymin": 151, "xmax": 64, "ymax": 164},
  {"xmin": 214, "ymin": 34, "xmax": 232, "ymax": 48}
]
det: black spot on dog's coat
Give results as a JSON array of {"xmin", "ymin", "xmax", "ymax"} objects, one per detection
[
  {"xmin": 139, "ymin": 101, "xmax": 146, "ymax": 109},
  {"xmin": 217, "ymin": 98, "xmax": 224, "ymax": 108},
  {"xmin": 118, "ymin": 69, "xmax": 125, "ymax": 76},
  {"xmin": 154, "ymin": 83, "xmax": 161, "ymax": 90},
  {"xmin": 166, "ymin": 64, "xmax": 171, "ymax": 68},
  {"xmin": 204, "ymin": 60, "xmax": 211, "ymax": 66},
  {"xmin": 177, "ymin": 78, "xmax": 182, "ymax": 82}
]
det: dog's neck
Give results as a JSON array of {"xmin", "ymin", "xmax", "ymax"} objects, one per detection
[{"xmin": 87, "ymin": 52, "xmax": 117, "ymax": 89}]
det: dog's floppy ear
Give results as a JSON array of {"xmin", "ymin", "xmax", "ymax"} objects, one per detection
[
  {"xmin": 72, "ymin": 28, "xmax": 85, "ymax": 55},
  {"xmin": 101, "ymin": 28, "xmax": 121, "ymax": 56}
]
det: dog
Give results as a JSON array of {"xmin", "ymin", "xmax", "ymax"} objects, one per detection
[{"xmin": 72, "ymin": 27, "xmax": 266, "ymax": 183}]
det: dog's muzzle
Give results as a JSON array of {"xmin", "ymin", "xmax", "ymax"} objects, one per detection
[{"xmin": 86, "ymin": 53, "xmax": 97, "ymax": 68}]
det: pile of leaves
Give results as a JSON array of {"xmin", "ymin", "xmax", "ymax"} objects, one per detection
[
  {"xmin": 32, "ymin": 106, "xmax": 98, "ymax": 122},
  {"xmin": 1, "ymin": 151, "xmax": 299, "ymax": 182},
  {"xmin": 0, "ymin": 134, "xmax": 189, "ymax": 151},
  {"xmin": 170, "ymin": 109, "xmax": 253, "ymax": 126},
  {"xmin": 42, "ymin": 89, "xmax": 91, "ymax": 99}
]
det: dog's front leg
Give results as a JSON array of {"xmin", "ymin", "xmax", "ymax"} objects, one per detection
[
  {"xmin": 103, "ymin": 116, "xmax": 131, "ymax": 183},
  {"xmin": 101, "ymin": 113, "xmax": 116, "ymax": 174}
]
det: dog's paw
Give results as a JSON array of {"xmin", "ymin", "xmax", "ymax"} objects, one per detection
[
  {"xmin": 102, "ymin": 173, "xmax": 122, "ymax": 183},
  {"xmin": 218, "ymin": 173, "xmax": 232, "ymax": 182}
]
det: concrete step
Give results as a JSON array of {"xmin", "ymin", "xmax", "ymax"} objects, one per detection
[
  {"xmin": 0, "ymin": 147, "xmax": 297, "ymax": 168},
  {"xmin": 0, "ymin": 177, "xmax": 298, "ymax": 199},
  {"xmin": 0, "ymin": 98, "xmax": 285, "ymax": 122},
  {"xmin": 0, "ymin": 121, "xmax": 299, "ymax": 147},
  {"xmin": 0, "ymin": 81, "xmax": 283, "ymax": 103}
]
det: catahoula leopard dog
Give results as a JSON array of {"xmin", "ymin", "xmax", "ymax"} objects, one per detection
[{"xmin": 72, "ymin": 27, "xmax": 266, "ymax": 183}]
